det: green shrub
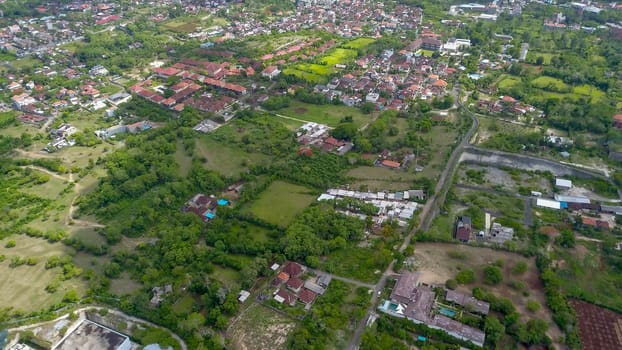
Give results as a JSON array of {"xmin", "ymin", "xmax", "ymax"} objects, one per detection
[
  {"xmin": 484, "ymin": 265, "xmax": 503, "ymax": 285},
  {"xmin": 456, "ymin": 269, "xmax": 476, "ymax": 284},
  {"xmin": 446, "ymin": 279, "xmax": 458, "ymax": 290},
  {"xmin": 512, "ymin": 261, "xmax": 528, "ymax": 275},
  {"xmin": 527, "ymin": 300, "xmax": 541, "ymax": 313}
]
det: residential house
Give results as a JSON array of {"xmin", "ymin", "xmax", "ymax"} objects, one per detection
[
  {"xmin": 287, "ymin": 277, "xmax": 304, "ymax": 293},
  {"xmin": 261, "ymin": 65, "xmax": 281, "ymax": 79},
  {"xmin": 298, "ymin": 288, "xmax": 317, "ymax": 305},
  {"xmin": 456, "ymin": 216, "xmax": 472, "ymax": 242},
  {"xmin": 274, "ymin": 288, "xmax": 296, "ymax": 306}
]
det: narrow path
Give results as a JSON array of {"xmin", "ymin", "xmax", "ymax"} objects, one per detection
[
  {"xmin": 575, "ymin": 235, "xmax": 603, "ymax": 243},
  {"xmin": 306, "ymin": 268, "xmax": 375, "ymax": 289}
]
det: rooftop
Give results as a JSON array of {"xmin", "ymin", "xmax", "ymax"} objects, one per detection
[{"xmin": 54, "ymin": 320, "xmax": 129, "ymax": 350}]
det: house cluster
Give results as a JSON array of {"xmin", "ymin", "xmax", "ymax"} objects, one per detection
[
  {"xmin": 535, "ymin": 178, "xmax": 616, "ymax": 230},
  {"xmin": 455, "ymin": 215, "xmax": 514, "ymax": 244},
  {"xmin": 269, "ymin": 262, "xmax": 330, "ymax": 309},
  {"xmin": 296, "ymin": 122, "xmax": 354, "ymax": 155},
  {"xmin": 0, "ymin": 15, "xmax": 82, "ymax": 57},
  {"xmin": 307, "ymin": 43, "xmax": 455, "ymax": 112},
  {"xmin": 131, "ymin": 59, "xmax": 249, "ymax": 114},
  {"xmin": 183, "ymin": 193, "xmax": 230, "ymax": 222},
  {"xmin": 318, "ymin": 188, "xmax": 423, "ymax": 226},
  {"xmin": 379, "ymin": 272, "xmax": 488, "ymax": 347},
  {"xmin": 477, "ymin": 95, "xmax": 544, "ymax": 118},
  {"xmin": 204, "ymin": 1, "xmax": 422, "ymax": 40},
  {"xmin": 46, "ymin": 123, "xmax": 77, "ymax": 152}
]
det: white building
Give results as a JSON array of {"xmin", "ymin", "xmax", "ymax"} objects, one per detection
[{"xmin": 555, "ymin": 178, "xmax": 572, "ymax": 189}]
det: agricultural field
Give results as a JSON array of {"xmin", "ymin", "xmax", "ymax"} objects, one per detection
[
  {"xmin": 286, "ymin": 47, "xmax": 358, "ymax": 82},
  {"xmin": 246, "ymin": 181, "xmax": 316, "ymax": 227},
  {"xmin": 411, "ymin": 243, "xmax": 562, "ymax": 339},
  {"xmin": 227, "ymin": 303, "xmax": 296, "ymax": 350},
  {"xmin": 0, "ymin": 235, "xmax": 88, "ymax": 312},
  {"xmin": 276, "ymin": 100, "xmax": 371, "ymax": 128},
  {"xmin": 570, "ymin": 299, "xmax": 622, "ymax": 350},
  {"xmin": 526, "ymin": 52, "xmax": 557, "ymax": 65},
  {"xmin": 572, "ymin": 84, "xmax": 605, "ymax": 101}
]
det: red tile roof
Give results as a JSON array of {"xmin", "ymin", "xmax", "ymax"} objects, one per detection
[
  {"xmin": 298, "ymin": 288, "xmax": 317, "ymax": 304},
  {"xmin": 381, "ymin": 160, "xmax": 401, "ymax": 168},
  {"xmin": 283, "ymin": 262, "xmax": 303, "ymax": 277},
  {"xmin": 287, "ymin": 277, "xmax": 304, "ymax": 290}
]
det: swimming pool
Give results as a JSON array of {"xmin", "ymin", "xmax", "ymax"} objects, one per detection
[{"xmin": 439, "ymin": 307, "xmax": 456, "ymax": 317}]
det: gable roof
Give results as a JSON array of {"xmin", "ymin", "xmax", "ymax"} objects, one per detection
[
  {"xmin": 283, "ymin": 262, "xmax": 303, "ymax": 277},
  {"xmin": 287, "ymin": 277, "xmax": 304, "ymax": 290},
  {"xmin": 298, "ymin": 288, "xmax": 317, "ymax": 304}
]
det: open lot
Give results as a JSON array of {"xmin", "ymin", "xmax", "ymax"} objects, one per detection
[
  {"xmin": 276, "ymin": 100, "xmax": 371, "ymax": 128},
  {"xmin": 0, "ymin": 235, "xmax": 88, "ymax": 312},
  {"xmin": 347, "ymin": 166, "xmax": 418, "ymax": 191},
  {"xmin": 531, "ymin": 76, "xmax": 569, "ymax": 91},
  {"xmin": 195, "ymin": 136, "xmax": 270, "ymax": 178},
  {"xmin": 228, "ymin": 303, "xmax": 296, "ymax": 350},
  {"xmin": 570, "ymin": 299, "xmax": 622, "ymax": 350},
  {"xmin": 553, "ymin": 242, "xmax": 622, "ymax": 312},
  {"xmin": 343, "ymin": 37, "xmax": 375, "ymax": 49},
  {"xmin": 456, "ymin": 164, "xmax": 553, "ymax": 195},
  {"xmin": 246, "ymin": 181, "xmax": 316, "ymax": 227},
  {"xmin": 412, "ymin": 243, "xmax": 561, "ymax": 338}
]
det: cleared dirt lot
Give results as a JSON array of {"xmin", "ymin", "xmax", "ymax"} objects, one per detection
[
  {"xmin": 412, "ymin": 243, "xmax": 562, "ymax": 342},
  {"xmin": 227, "ymin": 303, "xmax": 296, "ymax": 350}
]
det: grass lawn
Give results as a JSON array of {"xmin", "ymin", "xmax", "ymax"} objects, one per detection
[
  {"xmin": 228, "ymin": 303, "xmax": 297, "ymax": 350},
  {"xmin": 347, "ymin": 166, "xmax": 417, "ymax": 183},
  {"xmin": 247, "ymin": 181, "xmax": 316, "ymax": 227},
  {"xmin": 319, "ymin": 48, "xmax": 358, "ymax": 66},
  {"xmin": 162, "ymin": 18, "xmax": 199, "ymax": 33},
  {"xmin": 343, "ymin": 37, "xmax": 375, "ymax": 49},
  {"xmin": 210, "ymin": 266, "xmax": 242, "ymax": 285},
  {"xmin": 276, "ymin": 100, "xmax": 371, "ymax": 128},
  {"xmin": 195, "ymin": 136, "xmax": 269, "ymax": 178},
  {"xmin": 295, "ymin": 63, "xmax": 331, "ymax": 75},
  {"xmin": 282, "ymin": 68, "xmax": 325, "ymax": 83},
  {"xmin": 324, "ymin": 245, "xmax": 392, "ymax": 284},
  {"xmin": 572, "ymin": 84, "xmax": 605, "ymax": 101},
  {"xmin": 531, "ymin": 76, "xmax": 569, "ymax": 91},
  {"xmin": 553, "ymin": 242, "xmax": 622, "ymax": 312},
  {"xmin": 527, "ymin": 52, "xmax": 556, "ymax": 65},
  {"xmin": 419, "ymin": 49, "xmax": 435, "ymax": 57},
  {"xmin": 0, "ymin": 235, "xmax": 88, "ymax": 312},
  {"xmin": 109, "ymin": 272, "xmax": 142, "ymax": 296},
  {"xmin": 173, "ymin": 295, "xmax": 195, "ymax": 315},
  {"xmin": 498, "ymin": 76, "xmax": 522, "ymax": 90},
  {"xmin": 175, "ymin": 140, "xmax": 193, "ymax": 177}
]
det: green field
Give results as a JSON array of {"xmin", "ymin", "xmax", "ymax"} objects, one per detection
[
  {"xmin": 572, "ymin": 84, "xmax": 605, "ymax": 101},
  {"xmin": 343, "ymin": 37, "xmax": 375, "ymax": 49},
  {"xmin": 277, "ymin": 100, "xmax": 371, "ymax": 128},
  {"xmin": 527, "ymin": 52, "xmax": 556, "ymax": 65},
  {"xmin": 319, "ymin": 48, "xmax": 357, "ymax": 66},
  {"xmin": 175, "ymin": 140, "xmax": 193, "ymax": 177},
  {"xmin": 418, "ymin": 49, "xmax": 435, "ymax": 57},
  {"xmin": 324, "ymin": 245, "xmax": 392, "ymax": 284},
  {"xmin": 162, "ymin": 18, "xmax": 198, "ymax": 33},
  {"xmin": 531, "ymin": 76, "xmax": 569, "ymax": 91},
  {"xmin": 195, "ymin": 137, "xmax": 269, "ymax": 177},
  {"xmin": 282, "ymin": 68, "xmax": 325, "ymax": 83},
  {"xmin": 295, "ymin": 63, "xmax": 331, "ymax": 75},
  {"xmin": 0, "ymin": 235, "xmax": 88, "ymax": 312},
  {"xmin": 247, "ymin": 181, "xmax": 316, "ymax": 227},
  {"xmin": 498, "ymin": 76, "xmax": 521, "ymax": 90}
]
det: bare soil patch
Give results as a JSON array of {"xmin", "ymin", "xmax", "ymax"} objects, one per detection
[
  {"xmin": 294, "ymin": 107, "xmax": 308, "ymax": 114},
  {"xmin": 227, "ymin": 303, "xmax": 296, "ymax": 350}
]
